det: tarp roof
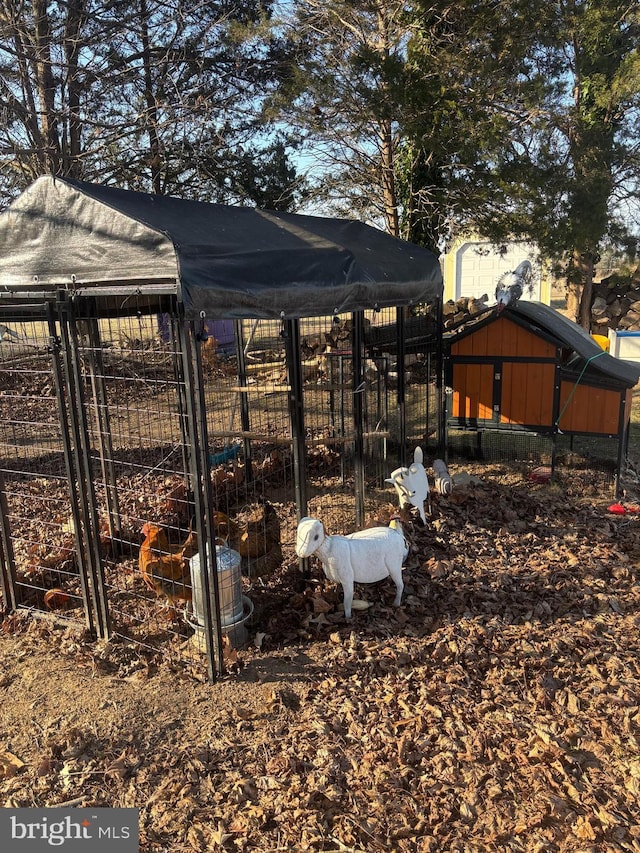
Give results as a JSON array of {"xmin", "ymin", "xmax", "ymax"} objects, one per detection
[
  {"xmin": 0, "ymin": 176, "xmax": 443, "ymax": 320},
  {"xmin": 510, "ymin": 301, "xmax": 640, "ymax": 387}
]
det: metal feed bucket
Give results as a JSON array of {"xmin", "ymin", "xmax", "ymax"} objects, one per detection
[{"xmin": 189, "ymin": 546, "xmax": 252, "ymax": 646}]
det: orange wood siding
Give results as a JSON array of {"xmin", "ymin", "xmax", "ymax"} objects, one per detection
[
  {"xmin": 451, "ymin": 317, "xmax": 556, "ymax": 359},
  {"xmin": 451, "ymin": 363, "xmax": 495, "ymax": 419},
  {"xmin": 500, "ymin": 362, "xmax": 556, "ymax": 426},
  {"xmin": 558, "ymin": 382, "xmax": 621, "ymax": 434}
]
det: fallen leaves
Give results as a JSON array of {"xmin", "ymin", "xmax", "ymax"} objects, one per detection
[
  {"xmin": 0, "ymin": 750, "xmax": 24, "ymax": 779},
  {"xmin": 2, "ymin": 465, "xmax": 640, "ymax": 851}
]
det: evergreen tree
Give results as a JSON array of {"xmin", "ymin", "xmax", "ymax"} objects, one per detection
[
  {"xmin": 272, "ymin": 0, "xmax": 639, "ymax": 324},
  {"xmin": 265, "ymin": 0, "xmax": 412, "ymax": 235},
  {"xmin": 404, "ymin": 0, "xmax": 640, "ymax": 325}
]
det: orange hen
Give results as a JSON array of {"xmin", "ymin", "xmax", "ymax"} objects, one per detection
[{"xmin": 139, "ymin": 523, "xmax": 198, "ymax": 607}]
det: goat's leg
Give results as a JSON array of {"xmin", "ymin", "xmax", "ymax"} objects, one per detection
[
  {"xmin": 340, "ymin": 575, "xmax": 355, "ymax": 618},
  {"xmin": 390, "ymin": 570, "xmax": 404, "ymax": 607},
  {"xmin": 342, "ymin": 582, "xmax": 354, "ymax": 618}
]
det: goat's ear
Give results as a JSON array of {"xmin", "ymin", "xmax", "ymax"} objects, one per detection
[{"xmin": 414, "ymin": 446, "xmax": 423, "ymax": 465}]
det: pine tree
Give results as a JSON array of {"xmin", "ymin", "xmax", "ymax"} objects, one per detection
[{"xmin": 404, "ymin": 0, "xmax": 640, "ymax": 326}]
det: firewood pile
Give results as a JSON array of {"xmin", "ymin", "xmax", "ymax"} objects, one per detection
[
  {"xmin": 590, "ymin": 265, "xmax": 640, "ymax": 333},
  {"xmin": 440, "ymin": 264, "xmax": 640, "ymax": 336},
  {"xmin": 300, "ymin": 316, "xmax": 372, "ymax": 358},
  {"xmin": 443, "ymin": 295, "xmax": 491, "ymax": 329}
]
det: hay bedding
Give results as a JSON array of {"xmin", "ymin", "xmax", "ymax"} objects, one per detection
[{"xmin": 1, "ymin": 465, "xmax": 640, "ymax": 852}]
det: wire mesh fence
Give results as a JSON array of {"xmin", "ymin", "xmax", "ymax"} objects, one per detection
[
  {"xmin": 0, "ymin": 299, "xmax": 442, "ymax": 680},
  {"xmin": 2, "ymin": 291, "xmax": 631, "ymax": 682},
  {"xmin": 0, "ymin": 312, "xmax": 92, "ymax": 629},
  {"xmin": 446, "ymin": 427, "xmax": 620, "ymax": 494}
]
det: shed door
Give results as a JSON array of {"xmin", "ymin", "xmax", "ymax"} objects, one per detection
[
  {"xmin": 450, "ymin": 359, "xmax": 557, "ymax": 428},
  {"xmin": 455, "ymin": 241, "xmax": 541, "ymax": 302},
  {"xmin": 451, "ymin": 362, "xmax": 497, "ymax": 423},
  {"xmin": 500, "ymin": 362, "xmax": 556, "ymax": 427}
]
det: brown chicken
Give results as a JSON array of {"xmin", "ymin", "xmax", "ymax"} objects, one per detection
[
  {"xmin": 212, "ymin": 510, "xmax": 240, "ymax": 548},
  {"xmin": 238, "ymin": 500, "xmax": 280, "ymax": 558},
  {"xmin": 139, "ymin": 523, "xmax": 198, "ymax": 609}
]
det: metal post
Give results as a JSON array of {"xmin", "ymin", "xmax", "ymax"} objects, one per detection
[
  {"xmin": 0, "ymin": 465, "xmax": 18, "ymax": 610},
  {"xmin": 615, "ymin": 390, "xmax": 629, "ymax": 497},
  {"xmin": 45, "ymin": 303, "xmax": 92, "ymax": 628},
  {"xmin": 396, "ymin": 307, "xmax": 406, "ymax": 466},
  {"xmin": 283, "ymin": 319, "xmax": 308, "ymax": 518},
  {"xmin": 178, "ymin": 315, "xmax": 224, "ymax": 682},
  {"xmin": 435, "ymin": 297, "xmax": 446, "ymax": 457},
  {"xmin": 58, "ymin": 295, "xmax": 110, "ymax": 638},
  {"xmin": 171, "ymin": 313, "xmax": 195, "ymax": 502},
  {"xmin": 83, "ymin": 309, "xmax": 122, "ymax": 541},
  {"xmin": 339, "ymin": 355, "xmax": 346, "ymax": 486},
  {"xmin": 234, "ymin": 319, "xmax": 254, "ymax": 485},
  {"xmin": 352, "ymin": 311, "xmax": 365, "ymax": 527},
  {"xmin": 551, "ymin": 361, "xmax": 562, "ymax": 479}
]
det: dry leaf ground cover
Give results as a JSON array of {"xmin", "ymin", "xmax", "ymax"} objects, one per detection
[{"xmin": 2, "ymin": 444, "xmax": 640, "ymax": 849}]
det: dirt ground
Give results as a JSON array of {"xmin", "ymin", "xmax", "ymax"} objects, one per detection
[{"xmin": 2, "ymin": 453, "xmax": 640, "ymax": 852}]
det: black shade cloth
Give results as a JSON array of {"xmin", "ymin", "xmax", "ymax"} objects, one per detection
[{"xmin": 0, "ymin": 176, "xmax": 443, "ymax": 320}]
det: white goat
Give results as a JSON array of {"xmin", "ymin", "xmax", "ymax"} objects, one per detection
[
  {"xmin": 385, "ymin": 446, "xmax": 430, "ymax": 523},
  {"xmin": 295, "ymin": 517, "xmax": 407, "ymax": 618}
]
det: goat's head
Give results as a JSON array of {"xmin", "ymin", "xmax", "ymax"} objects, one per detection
[
  {"xmin": 386, "ymin": 460, "xmax": 428, "ymax": 502},
  {"xmin": 385, "ymin": 465, "xmax": 410, "ymax": 491},
  {"xmin": 385, "ymin": 447, "xmax": 429, "ymax": 523},
  {"xmin": 295, "ymin": 517, "xmax": 325, "ymax": 558}
]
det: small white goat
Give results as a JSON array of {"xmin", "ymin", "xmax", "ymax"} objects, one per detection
[
  {"xmin": 295, "ymin": 517, "xmax": 407, "ymax": 618},
  {"xmin": 385, "ymin": 446, "xmax": 430, "ymax": 523}
]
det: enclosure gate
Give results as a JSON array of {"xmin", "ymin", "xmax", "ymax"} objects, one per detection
[
  {"xmin": 0, "ymin": 301, "xmax": 110, "ymax": 636},
  {"xmin": 0, "ymin": 295, "xmax": 229, "ymax": 679}
]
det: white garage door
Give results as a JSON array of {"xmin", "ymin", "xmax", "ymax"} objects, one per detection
[{"xmin": 455, "ymin": 241, "xmax": 541, "ymax": 302}]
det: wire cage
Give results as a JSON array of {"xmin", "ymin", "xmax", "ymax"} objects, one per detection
[
  {"xmin": 0, "ymin": 297, "xmax": 442, "ymax": 681},
  {"xmin": 0, "ymin": 176, "xmax": 444, "ymax": 681},
  {"xmin": 446, "ymin": 427, "xmax": 619, "ymax": 494}
]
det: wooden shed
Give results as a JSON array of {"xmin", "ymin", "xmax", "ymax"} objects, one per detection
[{"xmin": 444, "ymin": 301, "xmax": 640, "ymax": 485}]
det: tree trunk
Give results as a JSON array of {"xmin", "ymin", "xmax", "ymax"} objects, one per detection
[
  {"xmin": 380, "ymin": 119, "xmax": 399, "ymax": 238},
  {"xmin": 565, "ymin": 250, "xmax": 581, "ymax": 322},
  {"xmin": 32, "ymin": 0, "xmax": 61, "ymax": 173},
  {"xmin": 578, "ymin": 253, "xmax": 595, "ymax": 331},
  {"xmin": 375, "ymin": 7, "xmax": 399, "ymax": 238},
  {"xmin": 140, "ymin": 0, "xmax": 163, "ymax": 195},
  {"xmin": 64, "ymin": 0, "xmax": 85, "ymax": 178},
  {"xmin": 566, "ymin": 249, "xmax": 595, "ymax": 330},
  {"xmin": 566, "ymin": 280, "xmax": 581, "ymax": 324}
]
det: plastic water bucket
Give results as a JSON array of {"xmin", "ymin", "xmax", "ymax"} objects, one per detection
[{"xmin": 190, "ymin": 545, "xmax": 243, "ymax": 629}]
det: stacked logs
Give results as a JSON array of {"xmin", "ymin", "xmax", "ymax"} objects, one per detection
[
  {"xmin": 439, "ymin": 265, "xmax": 640, "ymax": 335},
  {"xmin": 442, "ymin": 295, "xmax": 491, "ymax": 329},
  {"xmin": 590, "ymin": 265, "xmax": 640, "ymax": 333}
]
